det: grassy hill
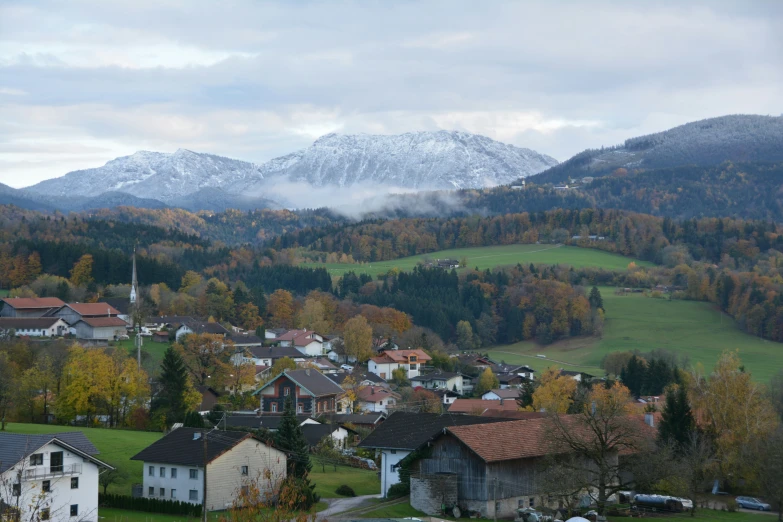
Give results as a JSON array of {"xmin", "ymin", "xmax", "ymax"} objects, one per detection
[
  {"xmin": 304, "ymin": 244, "xmax": 651, "ymax": 277},
  {"xmin": 486, "ymin": 286, "xmax": 779, "ymax": 382}
]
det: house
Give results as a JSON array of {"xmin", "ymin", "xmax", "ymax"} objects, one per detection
[
  {"xmin": 357, "ymin": 412, "xmax": 508, "ymax": 497},
  {"xmin": 448, "ymin": 399, "xmax": 519, "ymax": 415},
  {"xmin": 497, "ymin": 374, "xmax": 527, "ymax": 388},
  {"xmin": 310, "ymin": 358, "xmax": 338, "ymax": 374},
  {"xmin": 492, "ymin": 364, "xmax": 536, "ymax": 381},
  {"xmin": 71, "ymin": 317, "xmax": 129, "ymax": 341},
  {"xmin": 264, "ymin": 328, "xmax": 287, "ymax": 340},
  {"xmin": 431, "ymin": 388, "xmax": 460, "ymax": 405},
  {"xmin": 232, "ymin": 345, "xmax": 304, "ymax": 367},
  {"xmin": 332, "ymin": 413, "xmax": 386, "ymax": 431},
  {"xmin": 559, "ymin": 369, "xmax": 592, "ymax": 382},
  {"xmin": 175, "ymin": 319, "xmax": 230, "ymax": 341},
  {"xmin": 0, "ymin": 297, "xmax": 65, "ymax": 318},
  {"xmin": 50, "ymin": 302, "xmax": 124, "ymax": 326},
  {"xmin": 254, "ymin": 369, "xmax": 344, "ymax": 415},
  {"xmin": 415, "ymin": 416, "xmax": 655, "ymax": 518},
  {"xmin": 355, "ymin": 386, "xmax": 400, "ymax": 414},
  {"xmin": 0, "ymin": 317, "xmax": 69, "ymax": 337},
  {"xmin": 301, "ymin": 424, "xmax": 355, "ymax": 450},
  {"xmin": 326, "ymin": 372, "xmax": 388, "ymax": 389},
  {"xmin": 229, "ymin": 334, "xmax": 265, "ymax": 348},
  {"xmin": 224, "ymin": 414, "xmax": 319, "ymax": 432},
  {"xmin": 130, "ymin": 428, "xmax": 287, "ymax": 512},
  {"xmin": 0, "ymin": 432, "xmax": 113, "ymax": 522},
  {"xmin": 152, "ymin": 331, "xmax": 170, "ymax": 343},
  {"xmin": 277, "ymin": 329, "xmax": 324, "ymax": 357},
  {"xmin": 369, "ymin": 349, "xmax": 431, "ymax": 380},
  {"xmin": 482, "ymin": 388, "xmax": 521, "ymax": 401},
  {"xmin": 410, "ymin": 371, "xmax": 463, "ymax": 394},
  {"xmin": 455, "ymin": 353, "xmax": 495, "ymax": 371},
  {"xmin": 196, "ymin": 386, "xmax": 222, "ymax": 413}
]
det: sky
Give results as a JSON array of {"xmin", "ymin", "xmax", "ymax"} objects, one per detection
[{"xmin": 0, "ymin": 1, "xmax": 782, "ymax": 188}]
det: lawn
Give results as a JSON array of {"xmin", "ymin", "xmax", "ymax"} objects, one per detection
[
  {"xmin": 5, "ymin": 423, "xmax": 162, "ymax": 495},
  {"xmin": 0, "ymin": 288, "xmax": 8, "ymax": 297},
  {"xmin": 99, "ymin": 502, "xmax": 328, "ymax": 522},
  {"xmin": 310, "ymin": 460, "xmax": 381, "ymax": 498},
  {"xmin": 608, "ymin": 510, "xmax": 776, "ymax": 522},
  {"xmin": 109, "ymin": 338, "xmax": 170, "ymax": 376},
  {"xmin": 486, "ymin": 286, "xmax": 781, "ymax": 382},
  {"xmin": 303, "ymin": 244, "xmax": 652, "ymax": 278}
]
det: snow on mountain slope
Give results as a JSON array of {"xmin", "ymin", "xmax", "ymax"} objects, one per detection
[
  {"xmin": 233, "ymin": 130, "xmax": 558, "ymax": 191},
  {"xmin": 24, "ymin": 149, "xmax": 265, "ymax": 203}
]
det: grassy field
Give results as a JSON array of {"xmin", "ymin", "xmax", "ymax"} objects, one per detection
[
  {"xmin": 110, "ymin": 339, "xmax": 170, "ymax": 376},
  {"xmin": 486, "ymin": 286, "xmax": 781, "ymax": 382},
  {"xmin": 303, "ymin": 244, "xmax": 652, "ymax": 278},
  {"xmin": 310, "ymin": 460, "xmax": 380, "ymax": 498},
  {"xmin": 0, "ymin": 289, "xmax": 8, "ymax": 297},
  {"xmin": 99, "ymin": 501, "xmax": 328, "ymax": 522},
  {"xmin": 5, "ymin": 423, "xmax": 162, "ymax": 495}
]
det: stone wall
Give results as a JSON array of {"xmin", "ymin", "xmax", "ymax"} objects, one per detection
[{"xmin": 411, "ymin": 473, "xmax": 458, "ymax": 515}]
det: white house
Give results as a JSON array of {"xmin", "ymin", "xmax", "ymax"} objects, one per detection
[
  {"xmin": 0, "ymin": 432, "xmax": 113, "ymax": 522},
  {"xmin": 301, "ymin": 424, "xmax": 355, "ymax": 450},
  {"xmin": 0, "ymin": 317, "xmax": 69, "ymax": 337},
  {"xmin": 368, "ymin": 349, "xmax": 431, "ymax": 380},
  {"xmin": 131, "ymin": 428, "xmax": 287, "ymax": 512},
  {"xmin": 410, "ymin": 371, "xmax": 463, "ymax": 394},
  {"xmin": 276, "ymin": 330, "xmax": 324, "ymax": 357},
  {"xmin": 481, "ymin": 388, "xmax": 521, "ymax": 401},
  {"xmin": 355, "ymin": 386, "xmax": 400, "ymax": 414},
  {"xmin": 174, "ymin": 320, "xmax": 230, "ymax": 341}
]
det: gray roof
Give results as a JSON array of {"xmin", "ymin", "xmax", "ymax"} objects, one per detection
[
  {"xmin": 248, "ymin": 345, "xmax": 303, "ymax": 360},
  {"xmin": 0, "ymin": 432, "xmax": 102, "ymax": 474},
  {"xmin": 411, "ymin": 371, "xmax": 461, "ymax": 382},
  {"xmin": 327, "ymin": 372, "xmax": 386, "ymax": 386},
  {"xmin": 225, "ymin": 414, "xmax": 316, "ymax": 430},
  {"xmin": 0, "ymin": 317, "xmax": 65, "ymax": 329},
  {"xmin": 255, "ymin": 369, "xmax": 344, "ymax": 398},
  {"xmin": 333, "ymin": 413, "xmax": 386, "ymax": 425},
  {"xmin": 131, "ymin": 428, "xmax": 251, "ymax": 466}
]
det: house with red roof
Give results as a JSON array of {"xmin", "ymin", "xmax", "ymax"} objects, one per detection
[
  {"xmin": 368, "ymin": 349, "xmax": 431, "ymax": 380},
  {"xmin": 0, "ymin": 297, "xmax": 65, "ymax": 318},
  {"xmin": 276, "ymin": 329, "xmax": 324, "ymax": 357},
  {"xmin": 50, "ymin": 302, "xmax": 124, "ymax": 326}
]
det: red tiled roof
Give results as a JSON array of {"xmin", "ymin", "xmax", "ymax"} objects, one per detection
[
  {"xmin": 355, "ymin": 386, "xmax": 400, "ymax": 403},
  {"xmin": 1, "ymin": 297, "xmax": 65, "ymax": 309},
  {"xmin": 371, "ymin": 349, "xmax": 431, "ymax": 364},
  {"xmin": 67, "ymin": 303, "xmax": 121, "ymax": 316},
  {"xmin": 448, "ymin": 399, "xmax": 519, "ymax": 414},
  {"xmin": 78, "ymin": 317, "xmax": 128, "ymax": 328}
]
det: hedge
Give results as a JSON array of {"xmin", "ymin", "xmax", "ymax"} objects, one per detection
[{"xmin": 99, "ymin": 493, "xmax": 202, "ymax": 517}]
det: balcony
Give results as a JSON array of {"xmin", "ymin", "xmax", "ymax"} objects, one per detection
[{"xmin": 23, "ymin": 464, "xmax": 82, "ymax": 480}]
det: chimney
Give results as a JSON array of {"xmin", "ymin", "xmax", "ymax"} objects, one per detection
[
  {"xmin": 500, "ymin": 398, "xmax": 504, "ymax": 405},
  {"xmin": 645, "ymin": 412, "xmax": 655, "ymax": 428},
  {"xmin": 371, "ymin": 386, "xmax": 375, "ymax": 395}
]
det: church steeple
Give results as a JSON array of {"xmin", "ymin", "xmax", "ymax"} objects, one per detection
[{"xmin": 130, "ymin": 247, "xmax": 138, "ymax": 305}]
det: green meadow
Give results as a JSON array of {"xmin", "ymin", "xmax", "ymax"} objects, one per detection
[
  {"xmin": 486, "ymin": 286, "xmax": 780, "ymax": 383},
  {"xmin": 303, "ymin": 244, "xmax": 652, "ymax": 277}
]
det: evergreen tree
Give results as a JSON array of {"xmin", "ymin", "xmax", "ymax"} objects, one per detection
[
  {"xmin": 183, "ymin": 411, "xmax": 205, "ymax": 428},
  {"xmin": 658, "ymin": 385, "xmax": 695, "ymax": 450},
  {"xmin": 589, "ymin": 286, "xmax": 604, "ymax": 311},
  {"xmin": 620, "ymin": 355, "xmax": 645, "ymax": 397},
  {"xmin": 152, "ymin": 347, "xmax": 191, "ymax": 424},
  {"xmin": 276, "ymin": 395, "xmax": 313, "ymax": 479}
]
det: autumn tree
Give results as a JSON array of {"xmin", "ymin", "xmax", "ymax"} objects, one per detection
[
  {"xmin": 391, "ymin": 367, "xmax": 409, "ymax": 386},
  {"xmin": 406, "ymin": 388, "xmax": 442, "ymax": 413},
  {"xmin": 176, "ymin": 333, "xmax": 233, "ymax": 387},
  {"xmin": 298, "ymin": 297, "xmax": 331, "ymax": 333},
  {"xmin": 531, "ymin": 367, "xmax": 577, "ymax": 413},
  {"xmin": 689, "ymin": 351, "xmax": 780, "ymax": 486},
  {"xmin": 267, "ymin": 289, "xmax": 295, "ymax": 328},
  {"xmin": 69, "ymin": 254, "xmax": 94, "ymax": 287},
  {"xmin": 26, "ymin": 252, "xmax": 42, "ymax": 282},
  {"xmin": 456, "ymin": 320, "xmax": 478, "ymax": 351},
  {"xmin": 343, "ymin": 315, "xmax": 373, "ymax": 363},
  {"xmin": 475, "ymin": 367, "xmax": 500, "ymax": 396},
  {"xmin": 237, "ymin": 302, "xmax": 264, "ymax": 330},
  {"xmin": 269, "ymin": 357, "xmax": 297, "ymax": 379},
  {"xmin": 546, "ymin": 382, "xmax": 650, "ymax": 515}
]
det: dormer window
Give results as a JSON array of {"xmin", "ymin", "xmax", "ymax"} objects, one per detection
[{"xmin": 409, "ymin": 356, "xmax": 417, "ymax": 362}]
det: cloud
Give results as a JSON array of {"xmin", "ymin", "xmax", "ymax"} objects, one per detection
[{"xmin": 0, "ymin": 0, "xmax": 781, "ymax": 186}]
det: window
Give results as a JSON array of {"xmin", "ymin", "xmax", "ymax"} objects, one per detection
[
  {"xmin": 171, "ymin": 489, "xmax": 177, "ymax": 500},
  {"xmin": 271, "ymin": 402, "xmax": 277, "ymax": 412},
  {"xmin": 70, "ymin": 505, "xmax": 78, "ymax": 517},
  {"xmin": 241, "ymin": 466, "xmax": 249, "ymax": 476},
  {"xmin": 148, "ymin": 465, "xmax": 155, "ymax": 477},
  {"xmin": 171, "ymin": 468, "xmax": 177, "ymax": 479},
  {"xmin": 160, "ymin": 488, "xmax": 165, "ymax": 497},
  {"xmin": 390, "ymin": 450, "xmax": 397, "ymax": 454},
  {"xmin": 149, "ymin": 487, "xmax": 154, "ymax": 496},
  {"xmin": 189, "ymin": 490, "xmax": 198, "ymax": 501},
  {"xmin": 71, "ymin": 477, "xmax": 79, "ymax": 489},
  {"xmin": 41, "ymin": 508, "xmax": 50, "ymax": 520},
  {"xmin": 160, "ymin": 467, "xmax": 166, "ymax": 478},
  {"xmin": 297, "ymin": 403, "xmax": 303, "ymax": 413},
  {"xmin": 12, "ymin": 483, "xmax": 21, "ymax": 496},
  {"xmin": 42, "ymin": 480, "xmax": 51, "ymax": 493},
  {"xmin": 30, "ymin": 453, "xmax": 44, "ymax": 466},
  {"xmin": 380, "ymin": 373, "xmax": 386, "ymax": 379},
  {"xmin": 189, "ymin": 469, "xmax": 198, "ymax": 480},
  {"xmin": 529, "ymin": 498, "xmax": 535, "ymax": 508},
  {"xmin": 409, "ymin": 356, "xmax": 417, "ymax": 363},
  {"xmin": 284, "ymin": 387, "xmax": 290, "ymax": 396}
]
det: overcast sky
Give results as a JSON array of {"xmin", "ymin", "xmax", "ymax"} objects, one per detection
[{"xmin": 1, "ymin": 0, "xmax": 782, "ymax": 188}]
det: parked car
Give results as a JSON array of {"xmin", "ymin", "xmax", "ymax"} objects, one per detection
[
  {"xmin": 341, "ymin": 364, "xmax": 354, "ymax": 371},
  {"xmin": 736, "ymin": 497, "xmax": 771, "ymax": 511}
]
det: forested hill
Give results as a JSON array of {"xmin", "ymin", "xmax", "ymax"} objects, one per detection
[{"xmin": 524, "ymin": 114, "xmax": 783, "ymax": 185}]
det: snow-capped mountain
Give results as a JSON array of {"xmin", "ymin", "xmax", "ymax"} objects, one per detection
[
  {"xmin": 232, "ymin": 130, "xmax": 558, "ymax": 192},
  {"xmin": 24, "ymin": 149, "xmax": 265, "ymax": 203},
  {"xmin": 23, "ymin": 131, "xmax": 557, "ymax": 209}
]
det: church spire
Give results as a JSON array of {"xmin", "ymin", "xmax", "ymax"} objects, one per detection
[{"xmin": 130, "ymin": 247, "xmax": 138, "ymax": 305}]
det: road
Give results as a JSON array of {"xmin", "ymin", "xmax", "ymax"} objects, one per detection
[{"xmin": 316, "ymin": 494, "xmax": 382, "ymax": 521}]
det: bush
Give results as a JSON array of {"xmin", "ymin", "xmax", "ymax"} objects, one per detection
[
  {"xmin": 335, "ymin": 485, "xmax": 356, "ymax": 497},
  {"xmin": 386, "ymin": 483, "xmax": 409, "ymax": 499},
  {"xmin": 726, "ymin": 499, "xmax": 738, "ymax": 512},
  {"xmin": 99, "ymin": 494, "xmax": 201, "ymax": 517}
]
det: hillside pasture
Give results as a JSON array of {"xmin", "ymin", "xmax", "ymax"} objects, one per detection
[
  {"xmin": 304, "ymin": 244, "xmax": 652, "ymax": 278},
  {"xmin": 486, "ymin": 286, "xmax": 780, "ymax": 382}
]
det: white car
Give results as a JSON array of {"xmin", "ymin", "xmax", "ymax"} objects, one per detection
[{"xmin": 341, "ymin": 364, "xmax": 354, "ymax": 371}]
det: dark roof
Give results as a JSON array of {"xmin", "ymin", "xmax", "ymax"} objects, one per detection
[
  {"xmin": 103, "ymin": 298, "xmax": 131, "ymax": 315},
  {"xmin": 332, "ymin": 413, "xmax": 386, "ymax": 425},
  {"xmin": 301, "ymin": 424, "xmax": 341, "ymax": 447},
  {"xmin": 411, "ymin": 371, "xmax": 461, "ymax": 383},
  {"xmin": 492, "ymin": 363, "xmax": 535, "ymax": 374},
  {"xmin": 225, "ymin": 414, "xmax": 316, "ymax": 430},
  {"xmin": 327, "ymin": 372, "xmax": 386, "ymax": 386},
  {"xmin": 249, "ymin": 345, "xmax": 303, "ymax": 360},
  {"xmin": 255, "ymin": 369, "xmax": 343, "ymax": 398},
  {"xmin": 230, "ymin": 334, "xmax": 264, "ymax": 345},
  {"xmin": 0, "ymin": 432, "xmax": 102, "ymax": 474},
  {"xmin": 181, "ymin": 320, "xmax": 229, "ymax": 336},
  {"xmin": 497, "ymin": 374, "xmax": 527, "ymax": 384},
  {"xmin": 357, "ymin": 411, "xmax": 508, "ymax": 450},
  {"xmin": 130, "ymin": 428, "xmax": 251, "ymax": 466},
  {"xmin": 0, "ymin": 317, "xmax": 66, "ymax": 329}
]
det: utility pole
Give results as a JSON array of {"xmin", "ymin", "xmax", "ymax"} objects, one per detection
[{"xmin": 493, "ymin": 477, "xmax": 497, "ymax": 522}]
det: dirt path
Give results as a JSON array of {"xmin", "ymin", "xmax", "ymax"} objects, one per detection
[{"xmin": 316, "ymin": 494, "xmax": 382, "ymax": 521}]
